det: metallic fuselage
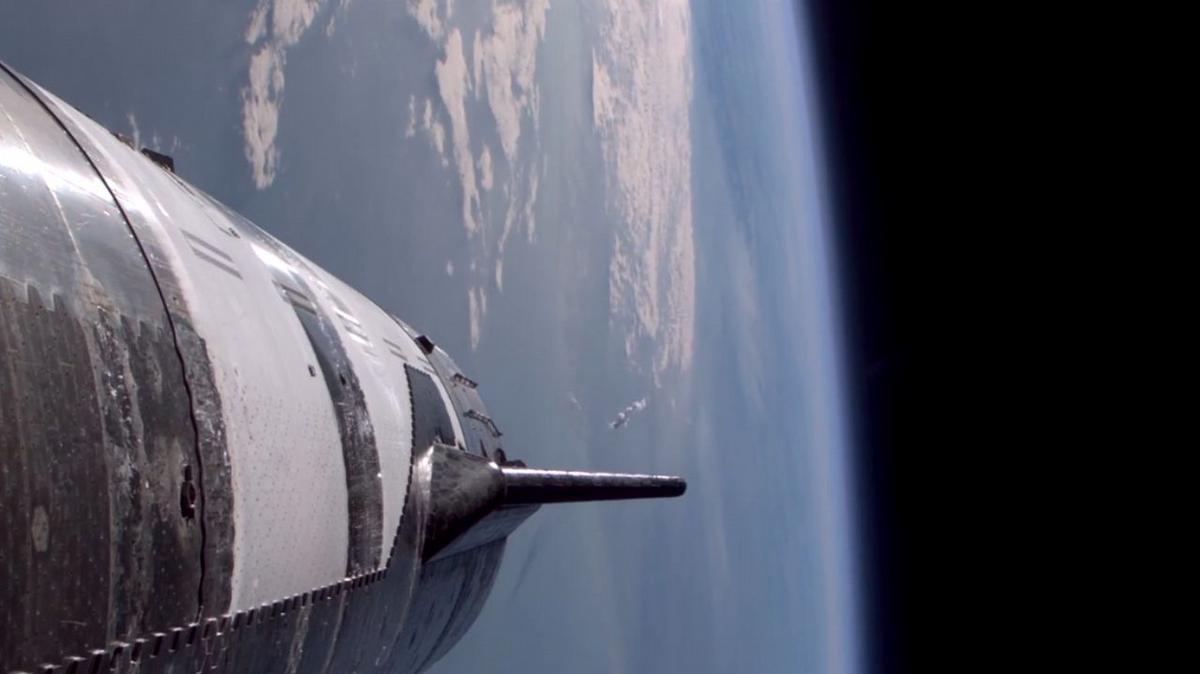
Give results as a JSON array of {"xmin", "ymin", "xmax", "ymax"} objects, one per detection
[{"xmin": 0, "ymin": 62, "xmax": 683, "ymax": 674}]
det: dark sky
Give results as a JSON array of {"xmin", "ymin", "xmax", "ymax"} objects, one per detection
[
  {"xmin": 799, "ymin": 1, "xmax": 912, "ymax": 669},
  {"xmin": 801, "ymin": 1, "xmax": 990, "ymax": 671}
]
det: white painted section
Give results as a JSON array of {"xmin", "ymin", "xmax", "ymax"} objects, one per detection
[
  {"xmin": 299, "ymin": 265, "xmax": 419, "ymax": 566},
  {"xmin": 43, "ymin": 93, "xmax": 351, "ymax": 611}
]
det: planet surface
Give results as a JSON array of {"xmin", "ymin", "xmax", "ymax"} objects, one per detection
[{"xmin": 0, "ymin": 1, "xmax": 859, "ymax": 671}]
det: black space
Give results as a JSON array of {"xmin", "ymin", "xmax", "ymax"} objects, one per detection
[{"xmin": 801, "ymin": 1, "xmax": 977, "ymax": 672}]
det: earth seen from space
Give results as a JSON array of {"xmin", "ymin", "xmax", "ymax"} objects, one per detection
[{"xmin": 0, "ymin": 1, "xmax": 858, "ymax": 671}]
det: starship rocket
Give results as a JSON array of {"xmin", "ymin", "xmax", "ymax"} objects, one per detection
[{"xmin": 0, "ymin": 62, "xmax": 685, "ymax": 673}]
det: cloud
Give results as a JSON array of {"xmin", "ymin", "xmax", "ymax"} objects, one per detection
[
  {"xmin": 528, "ymin": 159, "xmax": 542, "ymax": 241},
  {"xmin": 499, "ymin": 163, "xmax": 537, "ymax": 254},
  {"xmin": 467, "ymin": 285, "xmax": 488, "ymax": 350},
  {"xmin": 405, "ymin": 95, "xmax": 417, "ymax": 138},
  {"xmin": 242, "ymin": 44, "xmax": 285, "ymax": 189},
  {"xmin": 472, "ymin": 31, "xmax": 484, "ymax": 100},
  {"xmin": 473, "ymin": 0, "xmax": 549, "ymax": 162},
  {"xmin": 422, "ymin": 99, "xmax": 448, "ymax": 165},
  {"xmin": 477, "ymin": 143, "xmax": 494, "ymax": 191},
  {"xmin": 324, "ymin": 0, "xmax": 353, "ymax": 37},
  {"xmin": 435, "ymin": 29, "xmax": 481, "ymax": 236},
  {"xmin": 408, "ymin": 97, "xmax": 449, "ymax": 166},
  {"xmin": 269, "ymin": 0, "xmax": 324, "ymax": 43},
  {"xmin": 245, "ymin": 3, "xmax": 270, "ymax": 43},
  {"xmin": 593, "ymin": 0, "xmax": 696, "ymax": 382},
  {"xmin": 241, "ymin": 0, "xmax": 328, "ymax": 189},
  {"xmin": 405, "ymin": 0, "xmax": 444, "ymax": 39},
  {"xmin": 126, "ymin": 112, "xmax": 142, "ymax": 150},
  {"xmin": 493, "ymin": 163, "xmax": 538, "ymax": 295},
  {"xmin": 724, "ymin": 234, "xmax": 767, "ymax": 413},
  {"xmin": 400, "ymin": 0, "xmax": 550, "ymax": 349},
  {"xmin": 524, "ymin": 163, "xmax": 539, "ymax": 242},
  {"xmin": 409, "ymin": 0, "xmax": 548, "ymax": 349}
]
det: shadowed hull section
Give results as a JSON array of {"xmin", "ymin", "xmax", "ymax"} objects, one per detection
[{"xmin": 396, "ymin": 541, "xmax": 507, "ymax": 673}]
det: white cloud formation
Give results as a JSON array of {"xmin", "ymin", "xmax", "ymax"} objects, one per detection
[
  {"xmin": 474, "ymin": 0, "xmax": 549, "ymax": 162},
  {"xmin": 413, "ymin": 0, "xmax": 549, "ymax": 349},
  {"xmin": 472, "ymin": 30, "xmax": 484, "ymax": 100},
  {"xmin": 405, "ymin": 95, "xmax": 418, "ymax": 138},
  {"xmin": 468, "ymin": 286, "xmax": 483, "ymax": 349},
  {"xmin": 242, "ymin": 44, "xmax": 285, "ymax": 189},
  {"xmin": 408, "ymin": 97, "xmax": 449, "ymax": 166},
  {"xmin": 241, "ymin": 0, "xmax": 328, "ymax": 189},
  {"xmin": 467, "ymin": 284, "xmax": 490, "ymax": 350},
  {"xmin": 126, "ymin": 112, "xmax": 142, "ymax": 150},
  {"xmin": 245, "ymin": 3, "xmax": 270, "ymax": 43},
  {"xmin": 406, "ymin": 0, "xmax": 444, "ymax": 39},
  {"xmin": 270, "ymin": 0, "xmax": 324, "ymax": 43},
  {"xmin": 435, "ymin": 29, "xmax": 481, "ymax": 235},
  {"xmin": 593, "ymin": 0, "xmax": 696, "ymax": 381},
  {"xmin": 477, "ymin": 143, "xmax": 494, "ymax": 191},
  {"xmin": 324, "ymin": 0, "xmax": 354, "ymax": 37},
  {"xmin": 499, "ymin": 163, "xmax": 539, "ymax": 259},
  {"xmin": 525, "ymin": 161, "xmax": 540, "ymax": 242}
]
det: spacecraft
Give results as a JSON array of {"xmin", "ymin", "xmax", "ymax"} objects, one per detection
[{"xmin": 0, "ymin": 62, "xmax": 685, "ymax": 673}]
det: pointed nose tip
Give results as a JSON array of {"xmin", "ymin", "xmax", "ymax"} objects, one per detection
[
  {"xmin": 499, "ymin": 468, "xmax": 689, "ymax": 504},
  {"xmin": 666, "ymin": 477, "xmax": 687, "ymax": 497}
]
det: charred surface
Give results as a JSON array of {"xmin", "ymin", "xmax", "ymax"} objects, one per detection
[
  {"xmin": 171, "ymin": 319, "xmax": 234, "ymax": 617},
  {"xmin": 91, "ymin": 305, "xmax": 202, "ymax": 640},
  {"xmin": 0, "ymin": 278, "xmax": 203, "ymax": 671},
  {"xmin": 0, "ymin": 281, "xmax": 112, "ymax": 670},
  {"xmin": 1, "ymin": 63, "xmax": 211, "ymax": 672},
  {"xmin": 15, "ymin": 71, "xmax": 241, "ymax": 616}
]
